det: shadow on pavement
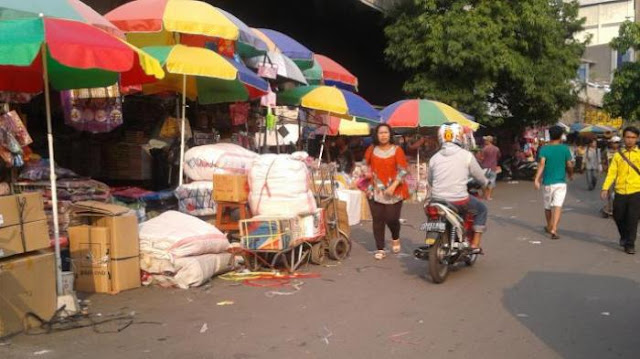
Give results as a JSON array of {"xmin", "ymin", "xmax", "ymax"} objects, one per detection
[
  {"xmin": 490, "ymin": 214, "xmax": 619, "ymax": 250},
  {"xmin": 503, "ymin": 271, "xmax": 640, "ymax": 359}
]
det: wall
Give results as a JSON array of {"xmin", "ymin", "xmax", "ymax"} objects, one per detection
[{"xmin": 577, "ymin": 0, "xmax": 634, "ymax": 45}]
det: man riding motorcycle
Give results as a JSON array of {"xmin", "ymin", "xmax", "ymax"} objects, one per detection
[{"xmin": 428, "ymin": 123, "xmax": 489, "ymax": 253}]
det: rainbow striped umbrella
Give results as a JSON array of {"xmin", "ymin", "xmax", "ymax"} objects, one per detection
[
  {"xmin": 303, "ymin": 54, "xmax": 358, "ymax": 91},
  {"xmin": 278, "ymin": 85, "xmax": 380, "ymax": 123},
  {"xmin": 252, "ymin": 28, "xmax": 314, "ymax": 70},
  {"xmin": 381, "ymin": 99, "xmax": 479, "ymax": 131}
]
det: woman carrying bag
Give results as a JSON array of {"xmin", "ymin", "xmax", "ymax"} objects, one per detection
[{"xmin": 364, "ymin": 124, "xmax": 409, "ymax": 260}]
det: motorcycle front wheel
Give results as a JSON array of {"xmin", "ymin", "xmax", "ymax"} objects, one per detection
[{"xmin": 428, "ymin": 232, "xmax": 450, "ymax": 284}]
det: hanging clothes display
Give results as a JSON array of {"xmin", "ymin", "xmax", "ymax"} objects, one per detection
[
  {"xmin": 229, "ymin": 102, "xmax": 250, "ymax": 126},
  {"xmin": 60, "ymin": 85, "xmax": 123, "ymax": 134}
]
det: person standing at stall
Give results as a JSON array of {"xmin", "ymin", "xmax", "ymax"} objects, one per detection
[
  {"xmin": 601, "ymin": 127, "xmax": 640, "ymax": 254},
  {"xmin": 365, "ymin": 124, "xmax": 409, "ymax": 260}
]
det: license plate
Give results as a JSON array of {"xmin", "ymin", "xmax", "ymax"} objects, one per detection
[{"xmin": 420, "ymin": 222, "xmax": 446, "ymax": 232}]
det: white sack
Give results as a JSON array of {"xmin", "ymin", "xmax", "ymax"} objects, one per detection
[
  {"xmin": 139, "ymin": 211, "xmax": 229, "ymax": 259},
  {"xmin": 184, "ymin": 143, "xmax": 258, "ymax": 181},
  {"xmin": 174, "ymin": 181, "xmax": 216, "ymax": 216},
  {"xmin": 248, "ymin": 154, "xmax": 316, "ymax": 216},
  {"xmin": 141, "ymin": 253, "xmax": 232, "ymax": 289}
]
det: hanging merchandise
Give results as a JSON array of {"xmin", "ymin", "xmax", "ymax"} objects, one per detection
[
  {"xmin": 229, "ymin": 102, "xmax": 250, "ymax": 126},
  {"xmin": 256, "ymin": 55, "xmax": 278, "ymax": 80},
  {"xmin": 266, "ymin": 108, "xmax": 277, "ymax": 130},
  {"xmin": 160, "ymin": 116, "xmax": 192, "ymax": 140},
  {"xmin": 0, "ymin": 128, "xmax": 23, "ymax": 167},
  {"xmin": 260, "ymin": 85, "xmax": 276, "ymax": 108},
  {"xmin": 60, "ymin": 85, "xmax": 123, "ymax": 134},
  {"xmin": 0, "ymin": 110, "xmax": 32, "ymax": 146},
  {"xmin": 0, "ymin": 92, "xmax": 35, "ymax": 104}
]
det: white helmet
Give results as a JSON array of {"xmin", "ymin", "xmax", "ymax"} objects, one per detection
[
  {"xmin": 610, "ymin": 136, "xmax": 621, "ymax": 143},
  {"xmin": 438, "ymin": 122, "xmax": 463, "ymax": 146}
]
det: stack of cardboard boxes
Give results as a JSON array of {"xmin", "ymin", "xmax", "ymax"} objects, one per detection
[
  {"xmin": 0, "ymin": 193, "xmax": 57, "ymax": 338},
  {"xmin": 68, "ymin": 202, "xmax": 141, "ymax": 294}
]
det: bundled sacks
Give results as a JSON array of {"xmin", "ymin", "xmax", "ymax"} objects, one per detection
[
  {"xmin": 174, "ymin": 181, "xmax": 216, "ymax": 216},
  {"xmin": 249, "ymin": 154, "xmax": 317, "ymax": 216},
  {"xmin": 184, "ymin": 143, "xmax": 258, "ymax": 181},
  {"xmin": 138, "ymin": 211, "xmax": 231, "ymax": 288}
]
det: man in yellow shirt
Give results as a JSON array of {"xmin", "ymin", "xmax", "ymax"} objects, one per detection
[{"xmin": 601, "ymin": 126, "xmax": 640, "ymax": 254}]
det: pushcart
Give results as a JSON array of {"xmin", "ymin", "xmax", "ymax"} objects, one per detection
[{"xmin": 309, "ymin": 163, "xmax": 351, "ymax": 264}]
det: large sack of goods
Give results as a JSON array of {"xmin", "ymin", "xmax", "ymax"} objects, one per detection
[
  {"xmin": 183, "ymin": 143, "xmax": 258, "ymax": 181},
  {"xmin": 138, "ymin": 211, "xmax": 231, "ymax": 288},
  {"xmin": 248, "ymin": 153, "xmax": 317, "ymax": 217},
  {"xmin": 174, "ymin": 181, "xmax": 216, "ymax": 216}
]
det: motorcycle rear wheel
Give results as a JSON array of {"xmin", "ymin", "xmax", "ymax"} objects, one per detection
[{"xmin": 428, "ymin": 232, "xmax": 450, "ymax": 284}]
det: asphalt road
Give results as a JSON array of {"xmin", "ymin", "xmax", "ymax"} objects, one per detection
[{"xmin": 2, "ymin": 175, "xmax": 640, "ymax": 359}]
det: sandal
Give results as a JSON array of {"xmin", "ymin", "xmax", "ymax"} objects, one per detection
[
  {"xmin": 550, "ymin": 233, "xmax": 560, "ymax": 240},
  {"xmin": 392, "ymin": 239, "xmax": 401, "ymax": 254},
  {"xmin": 374, "ymin": 250, "xmax": 386, "ymax": 260},
  {"xmin": 471, "ymin": 247, "xmax": 484, "ymax": 255}
]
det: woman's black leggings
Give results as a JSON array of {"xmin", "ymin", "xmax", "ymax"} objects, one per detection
[{"xmin": 369, "ymin": 200, "xmax": 403, "ymax": 250}]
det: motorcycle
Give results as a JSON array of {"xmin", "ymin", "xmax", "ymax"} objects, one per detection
[
  {"xmin": 498, "ymin": 156, "xmax": 537, "ymax": 181},
  {"xmin": 414, "ymin": 177, "xmax": 486, "ymax": 284}
]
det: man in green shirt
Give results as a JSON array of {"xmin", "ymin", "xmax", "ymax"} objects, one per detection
[{"xmin": 534, "ymin": 126, "xmax": 574, "ymax": 239}]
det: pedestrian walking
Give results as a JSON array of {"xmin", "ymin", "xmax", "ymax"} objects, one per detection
[
  {"xmin": 534, "ymin": 126, "xmax": 574, "ymax": 240},
  {"xmin": 584, "ymin": 139, "xmax": 602, "ymax": 191},
  {"xmin": 479, "ymin": 135, "xmax": 501, "ymax": 200},
  {"xmin": 364, "ymin": 124, "xmax": 409, "ymax": 260},
  {"xmin": 601, "ymin": 127, "xmax": 640, "ymax": 254}
]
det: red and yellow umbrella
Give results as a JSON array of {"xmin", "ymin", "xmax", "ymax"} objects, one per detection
[
  {"xmin": 105, "ymin": 0, "xmax": 267, "ymax": 57},
  {"xmin": 304, "ymin": 54, "xmax": 358, "ymax": 91}
]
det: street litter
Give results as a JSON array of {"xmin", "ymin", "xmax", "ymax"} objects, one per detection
[
  {"xmin": 501, "ymin": 207, "xmax": 514, "ymax": 210},
  {"xmin": 529, "ymin": 241, "xmax": 541, "ymax": 245},
  {"xmin": 216, "ymin": 300, "xmax": 234, "ymax": 306},
  {"xmin": 34, "ymin": 350, "xmax": 52, "ymax": 355},
  {"xmin": 320, "ymin": 326, "xmax": 333, "ymax": 345},
  {"xmin": 508, "ymin": 181, "xmax": 519, "ymax": 184},
  {"xmin": 389, "ymin": 331, "xmax": 422, "ymax": 345},
  {"xmin": 516, "ymin": 313, "xmax": 529, "ymax": 318},
  {"xmin": 200, "ymin": 323, "xmax": 208, "ymax": 333},
  {"xmin": 601, "ymin": 312, "xmax": 610, "ymax": 316},
  {"xmin": 265, "ymin": 280, "xmax": 304, "ymax": 297}
]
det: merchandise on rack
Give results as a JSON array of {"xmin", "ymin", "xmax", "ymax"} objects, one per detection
[
  {"xmin": 248, "ymin": 153, "xmax": 317, "ymax": 216},
  {"xmin": 14, "ymin": 177, "xmax": 111, "ymax": 237}
]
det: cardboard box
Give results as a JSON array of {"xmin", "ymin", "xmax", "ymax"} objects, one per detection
[
  {"xmin": 0, "ymin": 193, "xmax": 49, "ymax": 258},
  {"xmin": 0, "ymin": 220, "xmax": 50, "ymax": 258},
  {"xmin": 0, "ymin": 193, "xmax": 47, "ymax": 228},
  {"xmin": 0, "ymin": 251, "xmax": 56, "ymax": 338},
  {"xmin": 69, "ymin": 201, "xmax": 140, "ymax": 294},
  {"xmin": 69, "ymin": 225, "xmax": 141, "ymax": 294},
  {"xmin": 213, "ymin": 173, "xmax": 249, "ymax": 203}
]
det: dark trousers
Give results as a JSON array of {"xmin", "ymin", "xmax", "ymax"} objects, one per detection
[
  {"xmin": 369, "ymin": 200, "xmax": 403, "ymax": 250},
  {"xmin": 613, "ymin": 192, "xmax": 640, "ymax": 249},
  {"xmin": 585, "ymin": 169, "xmax": 598, "ymax": 191}
]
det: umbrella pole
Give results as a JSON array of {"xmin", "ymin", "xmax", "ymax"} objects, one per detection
[
  {"xmin": 42, "ymin": 45, "xmax": 63, "ymax": 296},
  {"xmin": 178, "ymin": 74, "xmax": 187, "ymax": 186},
  {"xmin": 416, "ymin": 150, "xmax": 420, "ymax": 199},
  {"xmin": 318, "ymin": 131, "xmax": 327, "ymax": 170}
]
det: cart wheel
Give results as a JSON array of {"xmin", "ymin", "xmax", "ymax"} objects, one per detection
[
  {"xmin": 310, "ymin": 242, "xmax": 327, "ymax": 265},
  {"xmin": 328, "ymin": 234, "xmax": 350, "ymax": 261}
]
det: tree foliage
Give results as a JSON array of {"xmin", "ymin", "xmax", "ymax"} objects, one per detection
[
  {"xmin": 604, "ymin": 21, "xmax": 640, "ymax": 123},
  {"xmin": 384, "ymin": 0, "xmax": 587, "ymax": 127}
]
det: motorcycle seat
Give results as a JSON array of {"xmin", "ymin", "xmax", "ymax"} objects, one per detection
[{"xmin": 429, "ymin": 198, "xmax": 461, "ymax": 214}]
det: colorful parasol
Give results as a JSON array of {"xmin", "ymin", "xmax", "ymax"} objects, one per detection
[
  {"xmin": 579, "ymin": 124, "xmax": 614, "ymax": 134},
  {"xmin": 0, "ymin": 17, "xmax": 164, "ymax": 92},
  {"xmin": 245, "ymin": 51, "xmax": 308, "ymax": 85},
  {"xmin": 381, "ymin": 99, "xmax": 480, "ymax": 131},
  {"xmin": 141, "ymin": 44, "xmax": 267, "ymax": 185},
  {"xmin": 105, "ymin": 0, "xmax": 266, "ymax": 57},
  {"xmin": 0, "ymin": 15, "xmax": 164, "ymax": 298},
  {"xmin": 278, "ymin": 85, "xmax": 380, "ymax": 123},
  {"xmin": 252, "ymin": 28, "xmax": 314, "ymax": 70},
  {"xmin": 0, "ymin": 0, "xmax": 124, "ymax": 37},
  {"xmin": 303, "ymin": 54, "xmax": 358, "ymax": 91}
]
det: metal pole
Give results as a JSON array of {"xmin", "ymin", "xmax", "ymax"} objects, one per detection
[
  {"xmin": 42, "ymin": 44, "xmax": 63, "ymax": 296},
  {"xmin": 178, "ymin": 74, "xmax": 187, "ymax": 186}
]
